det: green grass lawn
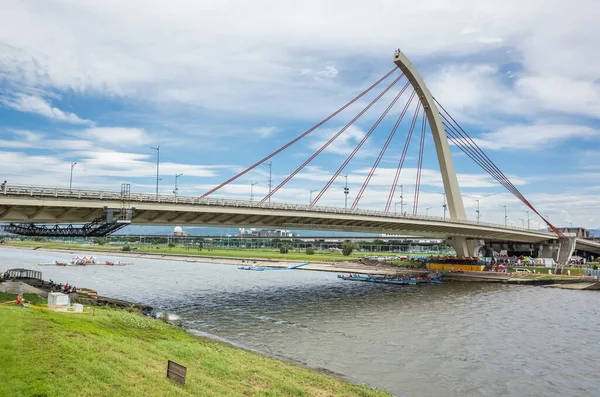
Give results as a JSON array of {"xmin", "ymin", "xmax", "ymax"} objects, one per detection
[
  {"xmin": 0, "ymin": 292, "xmax": 391, "ymax": 397},
  {"xmin": 5, "ymin": 240, "xmax": 428, "ymax": 263}
]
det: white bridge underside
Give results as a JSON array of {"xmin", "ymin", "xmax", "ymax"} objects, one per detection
[
  {"xmin": 1, "ymin": 190, "xmax": 599, "ymax": 255},
  {"xmin": 0, "ymin": 195, "xmax": 567, "ymax": 243}
]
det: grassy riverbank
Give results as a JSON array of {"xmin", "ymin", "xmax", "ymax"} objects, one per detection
[
  {"xmin": 4, "ymin": 240, "xmax": 420, "ymax": 262},
  {"xmin": 0, "ymin": 292, "xmax": 391, "ymax": 397}
]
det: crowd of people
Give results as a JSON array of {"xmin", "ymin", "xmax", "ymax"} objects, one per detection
[{"xmin": 48, "ymin": 279, "xmax": 77, "ymax": 294}]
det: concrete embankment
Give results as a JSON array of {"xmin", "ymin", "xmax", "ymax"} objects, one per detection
[{"xmin": 542, "ymin": 281, "xmax": 600, "ymax": 290}]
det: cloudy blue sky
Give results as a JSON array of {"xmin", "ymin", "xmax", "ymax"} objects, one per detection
[{"xmin": 1, "ymin": 0, "xmax": 599, "ymax": 229}]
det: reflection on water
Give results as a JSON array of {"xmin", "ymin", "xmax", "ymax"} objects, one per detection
[{"xmin": 2, "ymin": 247, "xmax": 599, "ymax": 397}]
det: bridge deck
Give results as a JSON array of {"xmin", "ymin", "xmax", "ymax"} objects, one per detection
[{"xmin": 0, "ymin": 184, "xmax": 561, "ymax": 245}]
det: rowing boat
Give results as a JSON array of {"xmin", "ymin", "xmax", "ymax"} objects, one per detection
[
  {"xmin": 237, "ymin": 262, "xmax": 310, "ymax": 271},
  {"xmin": 337, "ymin": 273, "xmax": 442, "ymax": 285}
]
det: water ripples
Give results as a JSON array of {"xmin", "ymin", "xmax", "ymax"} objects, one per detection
[{"xmin": 2, "ymin": 247, "xmax": 600, "ymax": 397}]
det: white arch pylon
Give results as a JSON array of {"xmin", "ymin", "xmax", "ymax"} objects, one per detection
[{"xmin": 392, "ymin": 50, "xmax": 471, "ymax": 256}]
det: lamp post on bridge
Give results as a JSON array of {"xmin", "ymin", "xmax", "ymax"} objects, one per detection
[
  {"xmin": 426, "ymin": 207, "xmax": 432, "ymax": 216},
  {"xmin": 150, "ymin": 145, "xmax": 160, "ymax": 197},
  {"xmin": 476, "ymin": 199, "xmax": 480, "ymax": 223},
  {"xmin": 499, "ymin": 205, "xmax": 508, "ymax": 227},
  {"xmin": 438, "ymin": 192, "xmax": 447, "ymax": 219},
  {"xmin": 174, "ymin": 173, "xmax": 183, "ymax": 197},
  {"xmin": 69, "ymin": 162, "xmax": 77, "ymax": 193},
  {"xmin": 523, "ymin": 210, "xmax": 531, "ymax": 230},
  {"xmin": 250, "ymin": 181, "xmax": 259, "ymax": 203},
  {"xmin": 394, "ymin": 201, "xmax": 401, "ymax": 214},
  {"xmin": 264, "ymin": 161, "xmax": 272, "ymax": 204},
  {"xmin": 400, "ymin": 183, "xmax": 404, "ymax": 214},
  {"xmin": 520, "ymin": 218, "xmax": 525, "ymax": 228},
  {"xmin": 309, "ymin": 189, "xmax": 318, "ymax": 205},
  {"xmin": 342, "ymin": 174, "xmax": 349, "ymax": 210}
]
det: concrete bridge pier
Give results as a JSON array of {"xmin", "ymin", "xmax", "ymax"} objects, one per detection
[
  {"xmin": 538, "ymin": 242, "xmax": 559, "ymax": 259},
  {"xmin": 554, "ymin": 237, "xmax": 577, "ymax": 273},
  {"xmin": 446, "ymin": 237, "xmax": 488, "ymax": 258}
]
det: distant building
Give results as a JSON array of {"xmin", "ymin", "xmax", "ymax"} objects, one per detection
[
  {"xmin": 552, "ymin": 227, "xmax": 594, "ymax": 239},
  {"xmin": 173, "ymin": 226, "xmax": 189, "ymax": 237},
  {"xmin": 238, "ymin": 228, "xmax": 294, "ymax": 238}
]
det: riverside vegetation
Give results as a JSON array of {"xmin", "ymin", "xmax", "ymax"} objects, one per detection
[{"xmin": 0, "ymin": 292, "xmax": 391, "ymax": 397}]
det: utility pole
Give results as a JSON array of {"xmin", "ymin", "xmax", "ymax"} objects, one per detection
[
  {"xmin": 264, "ymin": 161, "xmax": 272, "ymax": 203},
  {"xmin": 250, "ymin": 181, "xmax": 258, "ymax": 202},
  {"xmin": 476, "ymin": 199, "xmax": 480, "ymax": 223},
  {"xmin": 69, "ymin": 162, "xmax": 77, "ymax": 193},
  {"xmin": 174, "ymin": 173, "xmax": 183, "ymax": 197},
  {"xmin": 343, "ymin": 174, "xmax": 349, "ymax": 210},
  {"xmin": 500, "ymin": 205, "xmax": 507, "ymax": 227},
  {"xmin": 309, "ymin": 189, "xmax": 318, "ymax": 205},
  {"xmin": 151, "ymin": 146, "xmax": 160, "ymax": 197}
]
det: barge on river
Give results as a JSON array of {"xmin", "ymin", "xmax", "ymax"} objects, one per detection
[{"xmin": 423, "ymin": 256, "xmax": 485, "ymax": 272}]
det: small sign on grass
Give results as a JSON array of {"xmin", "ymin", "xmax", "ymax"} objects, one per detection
[{"xmin": 167, "ymin": 360, "xmax": 187, "ymax": 386}]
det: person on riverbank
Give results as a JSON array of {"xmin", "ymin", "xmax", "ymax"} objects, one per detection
[{"xmin": 0, "ymin": 181, "xmax": 6, "ymax": 192}]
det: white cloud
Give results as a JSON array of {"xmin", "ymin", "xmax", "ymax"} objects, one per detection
[
  {"xmin": 474, "ymin": 124, "xmax": 599, "ymax": 150},
  {"xmin": 79, "ymin": 127, "xmax": 149, "ymax": 145},
  {"xmin": 516, "ymin": 75, "xmax": 600, "ymax": 118},
  {"xmin": 0, "ymin": 93, "xmax": 94, "ymax": 125},
  {"xmin": 308, "ymin": 125, "xmax": 371, "ymax": 156},
  {"xmin": 253, "ymin": 126, "xmax": 280, "ymax": 138},
  {"xmin": 0, "ymin": 0, "xmax": 597, "ymax": 122}
]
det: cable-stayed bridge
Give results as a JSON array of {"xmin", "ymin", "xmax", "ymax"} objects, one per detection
[{"xmin": 2, "ymin": 50, "xmax": 599, "ymax": 263}]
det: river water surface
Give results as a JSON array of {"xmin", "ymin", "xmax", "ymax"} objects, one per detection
[{"xmin": 2, "ymin": 247, "xmax": 599, "ymax": 397}]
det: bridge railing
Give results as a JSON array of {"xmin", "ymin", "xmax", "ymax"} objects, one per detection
[{"xmin": 0, "ymin": 183, "xmax": 549, "ymax": 235}]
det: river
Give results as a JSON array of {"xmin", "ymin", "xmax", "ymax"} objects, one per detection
[{"xmin": 2, "ymin": 247, "xmax": 599, "ymax": 397}]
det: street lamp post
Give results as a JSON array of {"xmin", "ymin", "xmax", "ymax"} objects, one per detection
[
  {"xmin": 150, "ymin": 146, "xmax": 160, "ymax": 197},
  {"xmin": 309, "ymin": 189, "xmax": 318, "ymax": 205},
  {"xmin": 264, "ymin": 161, "xmax": 272, "ymax": 204},
  {"xmin": 500, "ymin": 205, "xmax": 507, "ymax": 227},
  {"xmin": 69, "ymin": 162, "xmax": 77, "ymax": 193},
  {"xmin": 174, "ymin": 173, "xmax": 183, "ymax": 197},
  {"xmin": 394, "ymin": 201, "xmax": 401, "ymax": 214},
  {"xmin": 439, "ymin": 192, "xmax": 447, "ymax": 219},
  {"xmin": 343, "ymin": 174, "xmax": 349, "ymax": 210},
  {"xmin": 426, "ymin": 207, "xmax": 432, "ymax": 216},
  {"xmin": 476, "ymin": 199, "xmax": 480, "ymax": 223},
  {"xmin": 250, "ymin": 181, "xmax": 258, "ymax": 202},
  {"xmin": 523, "ymin": 210, "xmax": 531, "ymax": 229},
  {"xmin": 400, "ymin": 183, "xmax": 404, "ymax": 214}
]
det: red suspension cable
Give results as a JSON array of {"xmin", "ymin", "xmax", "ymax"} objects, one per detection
[
  {"xmin": 199, "ymin": 67, "xmax": 398, "ymax": 198},
  {"xmin": 413, "ymin": 111, "xmax": 427, "ymax": 215},
  {"xmin": 435, "ymin": 98, "xmax": 562, "ymax": 236},
  {"xmin": 385, "ymin": 103, "xmax": 421, "ymax": 212},
  {"xmin": 259, "ymin": 74, "xmax": 405, "ymax": 204},
  {"xmin": 352, "ymin": 90, "xmax": 417, "ymax": 210},
  {"xmin": 310, "ymin": 80, "xmax": 411, "ymax": 207}
]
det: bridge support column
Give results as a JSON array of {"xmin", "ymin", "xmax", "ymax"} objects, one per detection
[
  {"xmin": 554, "ymin": 237, "xmax": 577, "ymax": 273},
  {"xmin": 447, "ymin": 237, "xmax": 484, "ymax": 257},
  {"xmin": 538, "ymin": 242, "xmax": 559, "ymax": 259}
]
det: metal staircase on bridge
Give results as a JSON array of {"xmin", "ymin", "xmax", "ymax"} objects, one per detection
[{"xmin": 2, "ymin": 184, "xmax": 134, "ymax": 238}]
